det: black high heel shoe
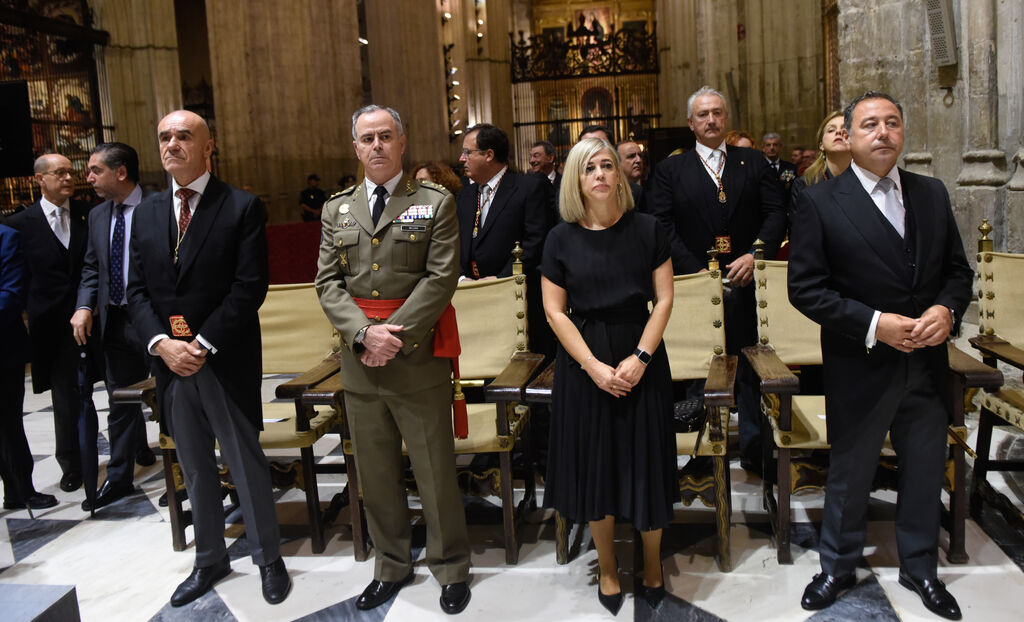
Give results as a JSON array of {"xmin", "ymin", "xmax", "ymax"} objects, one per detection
[
  {"xmin": 640, "ymin": 583, "xmax": 665, "ymax": 608},
  {"xmin": 597, "ymin": 569, "xmax": 623, "ymax": 616}
]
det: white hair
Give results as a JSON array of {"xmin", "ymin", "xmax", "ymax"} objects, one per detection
[{"xmin": 686, "ymin": 86, "xmax": 727, "ymax": 119}]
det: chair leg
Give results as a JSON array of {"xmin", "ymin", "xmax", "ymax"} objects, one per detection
[
  {"xmin": 713, "ymin": 454, "xmax": 731, "ymax": 572},
  {"xmin": 163, "ymin": 448, "xmax": 187, "ymax": 551},
  {"xmin": 947, "ymin": 442, "xmax": 968, "ymax": 563},
  {"xmin": 500, "ymin": 451, "xmax": 520, "ymax": 565},
  {"xmin": 776, "ymin": 447, "xmax": 793, "ymax": 564},
  {"xmin": 301, "ymin": 446, "xmax": 325, "ymax": 554},
  {"xmin": 970, "ymin": 408, "xmax": 995, "ymax": 518},
  {"xmin": 345, "ymin": 450, "xmax": 369, "ymax": 561}
]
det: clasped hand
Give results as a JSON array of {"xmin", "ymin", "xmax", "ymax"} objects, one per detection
[
  {"xmin": 156, "ymin": 338, "xmax": 207, "ymax": 376},
  {"xmin": 585, "ymin": 354, "xmax": 646, "ymax": 398},
  {"xmin": 360, "ymin": 323, "xmax": 404, "ymax": 367},
  {"xmin": 876, "ymin": 305, "xmax": 952, "ymax": 353}
]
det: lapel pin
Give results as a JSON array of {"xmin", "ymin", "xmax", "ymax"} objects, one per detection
[{"xmin": 339, "ymin": 203, "xmax": 349, "ymax": 214}]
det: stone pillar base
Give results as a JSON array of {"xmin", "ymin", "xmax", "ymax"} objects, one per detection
[{"xmin": 956, "ymin": 150, "xmax": 1009, "ymax": 186}]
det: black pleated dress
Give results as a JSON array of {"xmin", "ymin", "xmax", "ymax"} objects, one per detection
[{"xmin": 541, "ymin": 209, "xmax": 677, "ymax": 531}]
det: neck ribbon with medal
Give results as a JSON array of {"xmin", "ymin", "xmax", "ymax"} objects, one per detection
[
  {"xmin": 470, "ymin": 168, "xmax": 507, "ymax": 278},
  {"xmin": 696, "ymin": 148, "xmax": 733, "ymax": 255}
]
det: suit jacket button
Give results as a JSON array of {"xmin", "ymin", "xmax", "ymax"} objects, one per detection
[
  {"xmin": 413, "ymin": 343, "xmax": 419, "ymax": 348},
  {"xmin": 372, "ymin": 263, "xmax": 379, "ymax": 271},
  {"xmin": 409, "ymin": 234, "xmax": 416, "ymax": 241},
  {"xmin": 371, "ymin": 237, "xmax": 380, "ymax": 246},
  {"xmin": 371, "ymin": 289, "xmax": 380, "ymax": 297}
]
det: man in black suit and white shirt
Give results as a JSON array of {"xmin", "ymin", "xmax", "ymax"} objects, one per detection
[
  {"xmin": 457, "ymin": 123, "xmax": 554, "ymax": 355},
  {"xmin": 647, "ymin": 86, "xmax": 786, "ymax": 473},
  {"xmin": 789, "ymin": 92, "xmax": 971, "ymax": 620},
  {"xmin": 71, "ymin": 142, "xmax": 155, "ymax": 511},
  {"xmin": 5, "ymin": 153, "xmax": 92, "ymax": 494},
  {"xmin": 127, "ymin": 110, "xmax": 290, "ymax": 607},
  {"xmin": 762, "ymin": 132, "xmax": 799, "ymax": 206}
]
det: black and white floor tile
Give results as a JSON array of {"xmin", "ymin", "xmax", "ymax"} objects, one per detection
[{"xmin": 2, "ymin": 349, "xmax": 1022, "ymax": 621}]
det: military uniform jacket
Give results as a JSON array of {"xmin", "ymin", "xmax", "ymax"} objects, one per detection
[{"xmin": 316, "ymin": 174, "xmax": 459, "ymax": 396}]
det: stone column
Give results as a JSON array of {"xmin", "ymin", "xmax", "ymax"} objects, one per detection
[
  {"xmin": 90, "ymin": 0, "xmax": 183, "ymax": 186},
  {"xmin": 205, "ymin": 0, "xmax": 363, "ymax": 223},
  {"xmin": 460, "ymin": 0, "xmax": 514, "ymax": 149},
  {"xmin": 656, "ymin": 0, "xmax": 699, "ymax": 127},
  {"xmin": 364, "ymin": 0, "xmax": 449, "ymax": 165}
]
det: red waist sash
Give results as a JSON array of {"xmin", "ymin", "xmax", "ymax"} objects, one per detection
[{"xmin": 352, "ymin": 298, "xmax": 467, "ymax": 439}]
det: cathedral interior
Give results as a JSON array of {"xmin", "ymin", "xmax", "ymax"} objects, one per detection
[{"xmin": 1, "ymin": 1, "xmax": 1023, "ymax": 620}]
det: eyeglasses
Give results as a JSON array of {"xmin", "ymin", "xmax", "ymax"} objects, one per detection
[
  {"xmin": 460, "ymin": 148, "xmax": 487, "ymax": 157},
  {"xmin": 42, "ymin": 168, "xmax": 75, "ymax": 178}
]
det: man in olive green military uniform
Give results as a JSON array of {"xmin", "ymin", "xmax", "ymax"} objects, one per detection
[{"xmin": 315, "ymin": 105, "xmax": 471, "ymax": 615}]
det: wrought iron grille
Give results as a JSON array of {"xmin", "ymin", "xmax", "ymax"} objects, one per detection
[{"xmin": 510, "ymin": 25, "xmax": 658, "ymax": 83}]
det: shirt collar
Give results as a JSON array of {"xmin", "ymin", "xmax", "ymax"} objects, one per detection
[
  {"xmin": 694, "ymin": 140, "xmax": 727, "ymax": 162},
  {"xmin": 765, "ymin": 156, "xmax": 779, "ymax": 165},
  {"xmin": 120, "ymin": 185, "xmax": 143, "ymax": 208},
  {"xmin": 547, "ymin": 169, "xmax": 556, "ymax": 183},
  {"xmin": 171, "ymin": 170, "xmax": 211, "ymax": 201},
  {"xmin": 40, "ymin": 195, "xmax": 69, "ymax": 216},
  {"xmin": 850, "ymin": 160, "xmax": 900, "ymax": 196},
  {"xmin": 484, "ymin": 166, "xmax": 509, "ymax": 190},
  {"xmin": 364, "ymin": 170, "xmax": 403, "ymax": 199}
]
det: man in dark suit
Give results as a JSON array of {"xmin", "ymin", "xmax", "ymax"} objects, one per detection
[
  {"xmin": 647, "ymin": 86, "xmax": 786, "ymax": 473},
  {"xmin": 5, "ymin": 153, "xmax": 92, "ymax": 493},
  {"xmin": 529, "ymin": 140, "xmax": 562, "ymax": 189},
  {"xmin": 127, "ymin": 110, "xmax": 290, "ymax": 606},
  {"xmin": 71, "ymin": 142, "xmax": 155, "ymax": 511},
  {"xmin": 789, "ymin": 92, "xmax": 971, "ymax": 620},
  {"xmin": 0, "ymin": 223, "xmax": 59, "ymax": 510},
  {"xmin": 762, "ymin": 132, "xmax": 799, "ymax": 207},
  {"xmin": 457, "ymin": 123, "xmax": 554, "ymax": 356}
]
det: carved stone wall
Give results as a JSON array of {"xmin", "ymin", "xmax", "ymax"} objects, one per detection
[{"xmin": 838, "ymin": 0, "xmax": 1024, "ymax": 253}]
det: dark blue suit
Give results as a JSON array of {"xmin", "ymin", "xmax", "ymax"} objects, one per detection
[
  {"xmin": 0, "ymin": 224, "xmax": 40, "ymax": 503},
  {"xmin": 76, "ymin": 190, "xmax": 154, "ymax": 489}
]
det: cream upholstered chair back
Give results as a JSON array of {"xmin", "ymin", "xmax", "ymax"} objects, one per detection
[
  {"xmin": 977, "ymin": 251, "xmax": 1024, "ymax": 346},
  {"xmin": 453, "ymin": 275, "xmax": 528, "ymax": 380},
  {"xmin": 754, "ymin": 259, "xmax": 822, "ymax": 366},
  {"xmin": 663, "ymin": 272, "xmax": 726, "ymax": 382},
  {"xmin": 259, "ymin": 283, "xmax": 338, "ymax": 373}
]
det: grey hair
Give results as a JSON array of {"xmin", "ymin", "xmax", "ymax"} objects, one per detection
[
  {"xmin": 762, "ymin": 132, "xmax": 781, "ymax": 143},
  {"xmin": 686, "ymin": 86, "xmax": 727, "ymax": 119},
  {"xmin": 351, "ymin": 105, "xmax": 404, "ymax": 140}
]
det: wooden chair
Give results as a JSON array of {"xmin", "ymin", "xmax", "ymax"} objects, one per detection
[
  {"xmin": 744, "ymin": 250, "xmax": 1000, "ymax": 565},
  {"xmin": 341, "ymin": 251, "xmax": 545, "ymax": 565},
  {"xmin": 969, "ymin": 219, "xmax": 1023, "ymax": 527},
  {"xmin": 112, "ymin": 283, "xmax": 345, "ymax": 553},
  {"xmin": 525, "ymin": 259, "xmax": 737, "ymax": 572}
]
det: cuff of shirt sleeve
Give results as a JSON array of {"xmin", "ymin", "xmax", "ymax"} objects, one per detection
[
  {"xmin": 148, "ymin": 334, "xmax": 169, "ymax": 355},
  {"xmin": 195, "ymin": 334, "xmax": 216, "ymax": 354},
  {"xmin": 865, "ymin": 310, "xmax": 881, "ymax": 349}
]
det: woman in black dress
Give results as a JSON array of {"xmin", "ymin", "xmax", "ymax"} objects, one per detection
[{"xmin": 541, "ymin": 138, "xmax": 676, "ymax": 614}]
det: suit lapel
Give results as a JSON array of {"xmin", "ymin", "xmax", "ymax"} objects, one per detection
[
  {"xmin": 831, "ymin": 168, "xmax": 906, "ymax": 280},
  {"xmin": 154, "ymin": 189, "xmax": 174, "ymax": 268},
  {"xmin": 475, "ymin": 171, "xmax": 515, "ymax": 244},
  {"xmin": 176, "ymin": 178, "xmax": 226, "ymax": 282},
  {"xmin": 682, "ymin": 151, "xmax": 720, "ymax": 233},
  {"xmin": 345, "ymin": 183, "xmax": 373, "ymax": 234},
  {"xmin": 901, "ymin": 171, "xmax": 927, "ymax": 288},
  {"xmin": 721, "ymin": 146, "xmax": 744, "ymax": 220},
  {"xmin": 95, "ymin": 201, "xmax": 113, "ymax": 271}
]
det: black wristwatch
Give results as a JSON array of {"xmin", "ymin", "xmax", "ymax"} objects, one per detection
[{"xmin": 634, "ymin": 348, "xmax": 651, "ymax": 365}]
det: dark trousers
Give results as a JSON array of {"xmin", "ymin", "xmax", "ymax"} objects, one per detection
[
  {"xmin": 723, "ymin": 283, "xmax": 760, "ymax": 461},
  {"xmin": 0, "ymin": 363, "xmax": 37, "ymax": 503},
  {"xmin": 167, "ymin": 365, "xmax": 280, "ymax": 567},
  {"xmin": 101, "ymin": 306, "xmax": 150, "ymax": 488},
  {"xmin": 818, "ymin": 353, "xmax": 947, "ymax": 580},
  {"xmin": 49, "ymin": 338, "xmax": 82, "ymax": 477}
]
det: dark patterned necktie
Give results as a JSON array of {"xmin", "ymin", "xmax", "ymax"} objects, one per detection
[
  {"xmin": 176, "ymin": 188, "xmax": 196, "ymax": 234},
  {"xmin": 371, "ymin": 185, "xmax": 388, "ymax": 226},
  {"xmin": 109, "ymin": 203, "xmax": 126, "ymax": 305}
]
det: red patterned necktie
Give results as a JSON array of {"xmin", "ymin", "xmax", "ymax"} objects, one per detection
[{"xmin": 176, "ymin": 188, "xmax": 196, "ymax": 234}]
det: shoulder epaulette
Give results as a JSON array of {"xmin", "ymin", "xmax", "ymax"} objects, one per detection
[
  {"xmin": 329, "ymin": 186, "xmax": 356, "ymax": 200},
  {"xmin": 417, "ymin": 179, "xmax": 449, "ymax": 194}
]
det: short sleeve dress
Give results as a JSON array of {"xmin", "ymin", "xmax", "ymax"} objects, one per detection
[{"xmin": 541, "ymin": 209, "xmax": 677, "ymax": 531}]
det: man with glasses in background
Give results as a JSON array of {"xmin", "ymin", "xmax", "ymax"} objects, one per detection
[{"xmin": 6, "ymin": 154, "xmax": 93, "ymax": 496}]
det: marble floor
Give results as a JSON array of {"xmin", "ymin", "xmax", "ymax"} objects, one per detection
[{"xmin": 2, "ymin": 365, "xmax": 1023, "ymax": 621}]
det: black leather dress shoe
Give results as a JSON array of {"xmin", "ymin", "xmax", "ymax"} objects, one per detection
[
  {"xmin": 60, "ymin": 472, "xmax": 82, "ymax": 493},
  {"xmin": 83, "ymin": 482, "xmax": 136, "ymax": 511},
  {"xmin": 260, "ymin": 557, "xmax": 291, "ymax": 604},
  {"xmin": 136, "ymin": 446, "xmax": 157, "ymax": 467},
  {"xmin": 801, "ymin": 573, "xmax": 856, "ymax": 610},
  {"xmin": 170, "ymin": 556, "xmax": 231, "ymax": 607},
  {"xmin": 440, "ymin": 581, "xmax": 471, "ymax": 615},
  {"xmin": 898, "ymin": 573, "xmax": 962, "ymax": 620},
  {"xmin": 356, "ymin": 571, "xmax": 414, "ymax": 610},
  {"xmin": 3, "ymin": 493, "xmax": 59, "ymax": 510}
]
